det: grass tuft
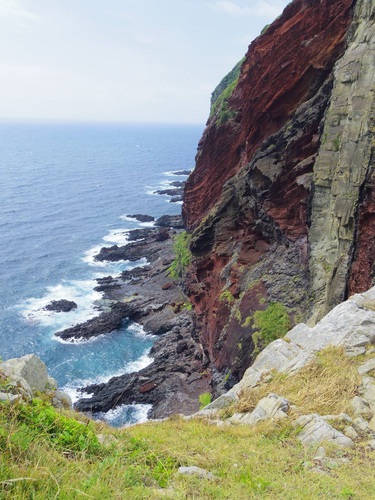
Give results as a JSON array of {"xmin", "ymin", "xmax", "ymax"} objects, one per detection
[{"xmin": 235, "ymin": 346, "xmax": 361, "ymax": 417}]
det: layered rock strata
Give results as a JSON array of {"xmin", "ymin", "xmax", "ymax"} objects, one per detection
[{"xmin": 182, "ymin": 0, "xmax": 375, "ymax": 390}]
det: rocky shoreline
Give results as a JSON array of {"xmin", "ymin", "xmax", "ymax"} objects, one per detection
[{"xmin": 54, "ymin": 214, "xmax": 212, "ymax": 419}]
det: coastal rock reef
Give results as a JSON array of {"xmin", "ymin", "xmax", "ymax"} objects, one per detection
[{"xmin": 182, "ymin": 0, "xmax": 375, "ymax": 394}]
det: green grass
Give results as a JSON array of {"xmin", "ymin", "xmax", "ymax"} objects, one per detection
[
  {"xmin": 1, "ymin": 402, "xmax": 374, "ymax": 499},
  {"xmin": 1, "ymin": 350, "xmax": 375, "ymax": 499}
]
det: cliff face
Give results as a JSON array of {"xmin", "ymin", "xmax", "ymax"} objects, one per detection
[{"xmin": 183, "ymin": 0, "xmax": 375, "ymax": 387}]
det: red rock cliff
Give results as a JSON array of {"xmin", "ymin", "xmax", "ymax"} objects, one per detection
[
  {"xmin": 183, "ymin": 0, "xmax": 354, "ymax": 230},
  {"xmin": 182, "ymin": 0, "xmax": 375, "ymax": 392}
]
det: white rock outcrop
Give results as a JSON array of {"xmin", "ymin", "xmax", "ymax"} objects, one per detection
[
  {"xmin": 0, "ymin": 353, "xmax": 71, "ymax": 409},
  {"xmin": 229, "ymin": 393, "xmax": 290, "ymax": 425},
  {"xmin": 294, "ymin": 415, "xmax": 354, "ymax": 448},
  {"xmin": 198, "ymin": 286, "xmax": 375, "ymax": 448},
  {"xmin": 1, "ymin": 354, "xmax": 49, "ymax": 393}
]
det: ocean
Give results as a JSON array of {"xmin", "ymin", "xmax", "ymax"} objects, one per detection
[{"xmin": 0, "ymin": 122, "xmax": 203, "ymax": 426}]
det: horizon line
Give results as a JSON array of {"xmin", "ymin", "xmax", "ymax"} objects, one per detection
[{"xmin": 0, "ymin": 117, "xmax": 206, "ymax": 127}]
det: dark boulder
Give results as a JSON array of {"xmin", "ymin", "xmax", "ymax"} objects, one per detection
[
  {"xmin": 126, "ymin": 214, "xmax": 155, "ymax": 223},
  {"xmin": 171, "ymin": 170, "xmax": 191, "ymax": 176},
  {"xmin": 55, "ymin": 302, "xmax": 137, "ymax": 341},
  {"xmin": 44, "ymin": 300, "xmax": 78, "ymax": 313},
  {"xmin": 155, "ymin": 215, "xmax": 184, "ymax": 229}
]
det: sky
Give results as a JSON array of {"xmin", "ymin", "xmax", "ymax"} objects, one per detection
[{"xmin": 0, "ymin": 0, "xmax": 291, "ymax": 124}]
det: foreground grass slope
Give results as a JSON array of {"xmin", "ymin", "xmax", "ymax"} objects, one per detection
[{"xmin": 1, "ymin": 348, "xmax": 375, "ymax": 499}]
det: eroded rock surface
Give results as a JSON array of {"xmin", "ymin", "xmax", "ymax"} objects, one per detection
[
  {"xmin": 70, "ymin": 226, "xmax": 211, "ymax": 418},
  {"xmin": 181, "ymin": 0, "xmax": 374, "ymax": 391}
]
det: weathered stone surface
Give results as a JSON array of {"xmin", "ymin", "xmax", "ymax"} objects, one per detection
[
  {"xmin": 75, "ymin": 313, "xmax": 211, "ymax": 419},
  {"xmin": 285, "ymin": 293, "xmax": 375, "ymax": 353},
  {"xmin": 155, "ymin": 215, "xmax": 184, "ymax": 229},
  {"xmin": 178, "ymin": 0, "xmax": 375, "ymax": 403},
  {"xmin": 181, "ymin": 0, "xmax": 360, "ymax": 389},
  {"xmin": 358, "ymin": 359, "xmax": 375, "ymax": 375},
  {"xmin": 309, "ymin": 0, "xmax": 375, "ymax": 320},
  {"xmin": 2, "ymin": 354, "xmax": 49, "ymax": 393},
  {"xmin": 225, "ymin": 339, "xmax": 312, "ymax": 399},
  {"xmin": 5, "ymin": 377, "xmax": 33, "ymax": 399},
  {"xmin": 55, "ymin": 302, "xmax": 135, "ymax": 341},
  {"xmin": 295, "ymin": 414, "xmax": 354, "ymax": 448},
  {"xmin": 51, "ymin": 390, "xmax": 72, "ymax": 409},
  {"xmin": 0, "ymin": 392, "xmax": 21, "ymax": 404},
  {"xmin": 360, "ymin": 376, "xmax": 375, "ymax": 412},
  {"xmin": 202, "ymin": 286, "xmax": 375, "ymax": 419},
  {"xmin": 184, "ymin": 0, "xmax": 353, "ymax": 230},
  {"xmin": 366, "ymin": 439, "xmax": 375, "ymax": 450},
  {"xmin": 351, "ymin": 396, "xmax": 373, "ymax": 418},
  {"xmin": 344, "ymin": 426, "xmax": 359, "ymax": 441},
  {"xmin": 229, "ymin": 393, "xmax": 290, "ymax": 426},
  {"xmin": 47, "ymin": 376, "xmax": 58, "ymax": 390},
  {"xmin": 353, "ymin": 417, "xmax": 369, "ymax": 433},
  {"xmin": 322, "ymin": 413, "xmax": 353, "ymax": 424},
  {"xmin": 178, "ymin": 466, "xmax": 216, "ymax": 480}
]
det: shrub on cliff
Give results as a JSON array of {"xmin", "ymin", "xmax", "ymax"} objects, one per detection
[
  {"xmin": 167, "ymin": 231, "xmax": 192, "ymax": 279},
  {"xmin": 253, "ymin": 302, "xmax": 291, "ymax": 347},
  {"xmin": 209, "ymin": 58, "xmax": 244, "ymax": 125}
]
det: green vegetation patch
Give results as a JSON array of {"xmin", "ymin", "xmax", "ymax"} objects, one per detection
[
  {"xmin": 219, "ymin": 289, "xmax": 235, "ymax": 303},
  {"xmin": 198, "ymin": 392, "xmax": 212, "ymax": 410},
  {"xmin": 15, "ymin": 398, "xmax": 100, "ymax": 456},
  {"xmin": 253, "ymin": 302, "xmax": 291, "ymax": 345},
  {"xmin": 209, "ymin": 58, "xmax": 244, "ymax": 125},
  {"xmin": 167, "ymin": 231, "xmax": 192, "ymax": 280}
]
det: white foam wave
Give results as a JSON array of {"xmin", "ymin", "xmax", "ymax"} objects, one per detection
[
  {"xmin": 20, "ymin": 280, "xmax": 102, "ymax": 329},
  {"xmin": 145, "ymin": 188, "xmax": 162, "ymax": 196},
  {"xmin": 102, "ymin": 228, "xmax": 129, "ymax": 245},
  {"xmin": 157, "ymin": 180, "xmax": 174, "ymax": 188},
  {"xmin": 95, "ymin": 403, "xmax": 152, "ymax": 427},
  {"xmin": 53, "ymin": 333, "xmax": 107, "ymax": 345},
  {"xmin": 124, "ymin": 351, "xmax": 154, "ymax": 373},
  {"xmin": 120, "ymin": 215, "xmax": 138, "ymax": 222},
  {"xmin": 163, "ymin": 170, "xmax": 190, "ymax": 177},
  {"xmin": 82, "ymin": 245, "xmax": 107, "ymax": 267},
  {"xmin": 62, "ymin": 349, "xmax": 153, "ymax": 403},
  {"xmin": 127, "ymin": 322, "xmax": 154, "ymax": 340},
  {"xmin": 92, "ymin": 257, "xmax": 149, "ymax": 280}
]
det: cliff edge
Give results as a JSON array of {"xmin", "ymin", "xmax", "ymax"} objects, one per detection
[{"xmin": 182, "ymin": 0, "xmax": 375, "ymax": 390}]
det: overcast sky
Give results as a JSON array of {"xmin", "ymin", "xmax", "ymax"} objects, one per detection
[{"xmin": 0, "ymin": 0, "xmax": 290, "ymax": 124}]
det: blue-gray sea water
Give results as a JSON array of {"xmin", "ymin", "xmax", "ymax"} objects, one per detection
[{"xmin": 0, "ymin": 122, "xmax": 202, "ymax": 426}]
